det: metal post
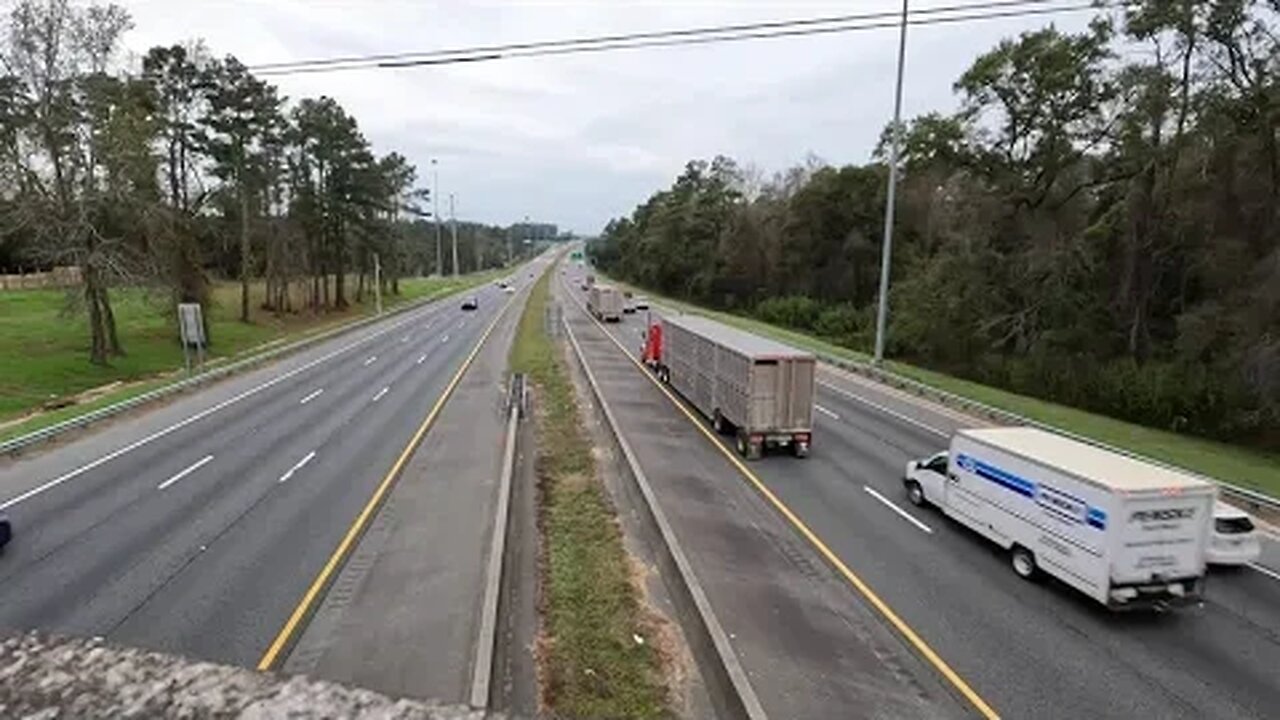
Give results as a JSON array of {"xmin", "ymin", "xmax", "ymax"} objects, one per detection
[
  {"xmin": 373, "ymin": 252, "xmax": 383, "ymax": 315},
  {"xmin": 450, "ymin": 193, "xmax": 459, "ymax": 277},
  {"xmin": 432, "ymin": 159, "xmax": 442, "ymax": 277},
  {"xmin": 874, "ymin": 0, "xmax": 910, "ymax": 365}
]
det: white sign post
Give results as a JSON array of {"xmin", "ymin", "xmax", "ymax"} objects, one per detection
[{"xmin": 178, "ymin": 303, "xmax": 206, "ymax": 374}]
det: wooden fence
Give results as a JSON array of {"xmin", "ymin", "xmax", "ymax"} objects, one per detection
[{"xmin": 0, "ymin": 266, "xmax": 82, "ymax": 290}]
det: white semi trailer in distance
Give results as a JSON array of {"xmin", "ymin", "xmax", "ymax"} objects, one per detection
[
  {"xmin": 588, "ymin": 285, "xmax": 623, "ymax": 322},
  {"xmin": 905, "ymin": 426, "xmax": 1216, "ymax": 610}
]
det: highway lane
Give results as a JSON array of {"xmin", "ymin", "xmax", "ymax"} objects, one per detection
[
  {"xmin": 0, "ymin": 278, "xmax": 519, "ymax": 666},
  {"xmin": 557, "ymin": 276, "xmax": 966, "ymax": 719},
  {"xmin": 567, "ymin": 269, "xmax": 1280, "ymax": 719}
]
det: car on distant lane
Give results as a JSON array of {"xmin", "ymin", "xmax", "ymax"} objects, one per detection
[
  {"xmin": 461, "ymin": 296, "xmax": 479, "ymax": 310},
  {"xmin": 504, "ymin": 284, "xmax": 516, "ymax": 294},
  {"xmin": 1206, "ymin": 501, "xmax": 1262, "ymax": 566},
  {"xmin": 633, "ymin": 296, "xmax": 650, "ymax": 310}
]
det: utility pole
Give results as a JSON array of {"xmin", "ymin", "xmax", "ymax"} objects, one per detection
[
  {"xmin": 873, "ymin": 0, "xmax": 910, "ymax": 365},
  {"xmin": 432, "ymin": 158, "xmax": 442, "ymax": 277},
  {"xmin": 449, "ymin": 193, "xmax": 459, "ymax": 276}
]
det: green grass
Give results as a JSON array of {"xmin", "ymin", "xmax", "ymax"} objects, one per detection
[
  {"xmin": 0, "ymin": 270, "xmax": 502, "ymax": 433},
  {"xmin": 604, "ymin": 276, "xmax": 1280, "ymax": 498},
  {"xmin": 510, "ymin": 272, "xmax": 668, "ymax": 718}
]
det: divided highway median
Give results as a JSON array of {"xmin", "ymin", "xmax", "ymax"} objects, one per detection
[{"xmin": 508, "ymin": 271, "xmax": 672, "ymax": 718}]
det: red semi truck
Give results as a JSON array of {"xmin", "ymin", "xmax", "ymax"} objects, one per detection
[{"xmin": 642, "ymin": 314, "xmax": 815, "ymax": 459}]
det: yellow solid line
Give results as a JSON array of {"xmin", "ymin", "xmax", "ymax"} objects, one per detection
[
  {"xmin": 256, "ymin": 292, "xmax": 518, "ymax": 671},
  {"xmin": 561, "ymin": 280, "xmax": 1001, "ymax": 720}
]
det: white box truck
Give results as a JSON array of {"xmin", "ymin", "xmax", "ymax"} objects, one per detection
[
  {"xmin": 904, "ymin": 427, "xmax": 1215, "ymax": 610},
  {"xmin": 588, "ymin": 285, "xmax": 623, "ymax": 322},
  {"xmin": 642, "ymin": 314, "xmax": 815, "ymax": 459}
]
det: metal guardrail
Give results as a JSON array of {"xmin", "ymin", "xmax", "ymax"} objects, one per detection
[
  {"xmin": 0, "ymin": 282, "xmax": 487, "ymax": 457},
  {"xmin": 621, "ymin": 290, "xmax": 1280, "ymax": 514},
  {"xmin": 815, "ymin": 353, "xmax": 1280, "ymax": 513}
]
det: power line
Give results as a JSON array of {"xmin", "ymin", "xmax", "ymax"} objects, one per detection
[
  {"xmin": 251, "ymin": 0, "xmax": 1112, "ymax": 76},
  {"xmin": 249, "ymin": 0, "xmax": 1066, "ymax": 73}
]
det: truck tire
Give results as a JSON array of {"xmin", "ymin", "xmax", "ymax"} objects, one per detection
[
  {"xmin": 735, "ymin": 432, "xmax": 749, "ymax": 458},
  {"xmin": 793, "ymin": 441, "xmax": 810, "ymax": 458},
  {"xmin": 712, "ymin": 410, "xmax": 727, "ymax": 434},
  {"xmin": 1011, "ymin": 546, "xmax": 1038, "ymax": 580},
  {"xmin": 747, "ymin": 438, "xmax": 763, "ymax": 461},
  {"xmin": 905, "ymin": 480, "xmax": 925, "ymax": 506}
]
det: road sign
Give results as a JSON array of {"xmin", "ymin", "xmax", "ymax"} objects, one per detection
[{"xmin": 178, "ymin": 303, "xmax": 206, "ymax": 348}]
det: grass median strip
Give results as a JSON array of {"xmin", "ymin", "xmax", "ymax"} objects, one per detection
[{"xmin": 509, "ymin": 273, "xmax": 668, "ymax": 718}]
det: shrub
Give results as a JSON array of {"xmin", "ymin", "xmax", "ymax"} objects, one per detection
[{"xmin": 754, "ymin": 295, "xmax": 820, "ymax": 331}]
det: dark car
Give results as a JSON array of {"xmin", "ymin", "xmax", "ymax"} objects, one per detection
[
  {"xmin": 461, "ymin": 296, "xmax": 479, "ymax": 311},
  {"xmin": 0, "ymin": 510, "xmax": 11, "ymax": 549}
]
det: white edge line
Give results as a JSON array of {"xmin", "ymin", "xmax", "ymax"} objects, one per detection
[
  {"xmin": 864, "ymin": 485, "xmax": 934, "ymax": 534},
  {"xmin": 814, "ymin": 404, "xmax": 840, "ymax": 421},
  {"xmin": 1249, "ymin": 563, "xmax": 1280, "ymax": 582},
  {"xmin": 372, "ymin": 387, "xmax": 390, "ymax": 403},
  {"xmin": 157, "ymin": 455, "xmax": 214, "ymax": 491},
  {"xmin": 818, "ymin": 380, "xmax": 949, "ymax": 438},
  {"xmin": 0, "ymin": 297, "xmax": 442, "ymax": 510},
  {"xmin": 299, "ymin": 388, "xmax": 324, "ymax": 405},
  {"xmin": 364, "ymin": 355, "xmax": 377, "ymax": 366},
  {"xmin": 417, "ymin": 354, "xmax": 427, "ymax": 365}
]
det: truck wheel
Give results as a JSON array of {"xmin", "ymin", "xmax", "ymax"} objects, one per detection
[
  {"xmin": 735, "ymin": 432, "xmax": 749, "ymax": 458},
  {"xmin": 793, "ymin": 442, "xmax": 810, "ymax": 458},
  {"xmin": 1011, "ymin": 546, "xmax": 1037, "ymax": 580},
  {"xmin": 747, "ymin": 439, "xmax": 763, "ymax": 461},
  {"xmin": 905, "ymin": 481, "xmax": 925, "ymax": 506},
  {"xmin": 712, "ymin": 410, "xmax": 726, "ymax": 434}
]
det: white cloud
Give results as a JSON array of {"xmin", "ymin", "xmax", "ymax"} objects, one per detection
[{"xmin": 116, "ymin": 0, "xmax": 1095, "ymax": 233}]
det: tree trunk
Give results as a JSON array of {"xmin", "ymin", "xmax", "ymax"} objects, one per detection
[
  {"xmin": 84, "ymin": 263, "xmax": 108, "ymax": 366},
  {"xmin": 239, "ymin": 182, "xmax": 251, "ymax": 323},
  {"xmin": 99, "ymin": 284, "xmax": 122, "ymax": 356},
  {"xmin": 335, "ymin": 218, "xmax": 347, "ymax": 309}
]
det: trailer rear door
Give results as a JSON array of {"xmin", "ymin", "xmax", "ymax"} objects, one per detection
[{"xmin": 747, "ymin": 357, "xmax": 814, "ymax": 430}]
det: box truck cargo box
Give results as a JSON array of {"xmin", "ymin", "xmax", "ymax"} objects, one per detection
[{"xmin": 905, "ymin": 427, "xmax": 1215, "ymax": 609}]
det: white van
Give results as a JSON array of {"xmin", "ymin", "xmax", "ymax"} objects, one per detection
[{"xmin": 905, "ymin": 427, "xmax": 1216, "ymax": 610}]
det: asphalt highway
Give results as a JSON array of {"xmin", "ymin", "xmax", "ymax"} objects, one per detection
[
  {"xmin": 563, "ymin": 266, "xmax": 1280, "ymax": 720},
  {"xmin": 0, "ymin": 275, "xmax": 525, "ymax": 668}
]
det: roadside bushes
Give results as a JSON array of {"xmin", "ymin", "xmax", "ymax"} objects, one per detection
[{"xmin": 754, "ymin": 296, "xmax": 820, "ymax": 331}]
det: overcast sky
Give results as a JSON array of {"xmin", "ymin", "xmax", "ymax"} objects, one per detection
[{"xmin": 117, "ymin": 1, "xmax": 1095, "ymax": 234}]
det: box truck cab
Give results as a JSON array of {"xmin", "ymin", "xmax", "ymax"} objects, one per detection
[{"xmin": 905, "ymin": 427, "xmax": 1215, "ymax": 610}]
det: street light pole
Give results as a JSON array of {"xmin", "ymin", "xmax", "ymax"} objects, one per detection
[
  {"xmin": 449, "ymin": 193, "xmax": 459, "ymax": 277},
  {"xmin": 873, "ymin": 0, "xmax": 910, "ymax": 365},
  {"xmin": 432, "ymin": 159, "xmax": 442, "ymax": 277}
]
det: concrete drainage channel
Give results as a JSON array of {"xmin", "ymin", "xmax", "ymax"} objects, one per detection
[
  {"xmin": 561, "ymin": 316, "xmax": 769, "ymax": 720},
  {"xmin": 471, "ymin": 373, "xmax": 528, "ymax": 714}
]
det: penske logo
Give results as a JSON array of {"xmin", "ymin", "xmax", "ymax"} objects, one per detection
[{"xmin": 1130, "ymin": 508, "xmax": 1196, "ymax": 523}]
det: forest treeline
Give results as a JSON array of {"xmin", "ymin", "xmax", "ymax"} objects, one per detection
[
  {"xmin": 0, "ymin": 0, "xmax": 530, "ymax": 364},
  {"xmin": 590, "ymin": 1, "xmax": 1280, "ymax": 450}
]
